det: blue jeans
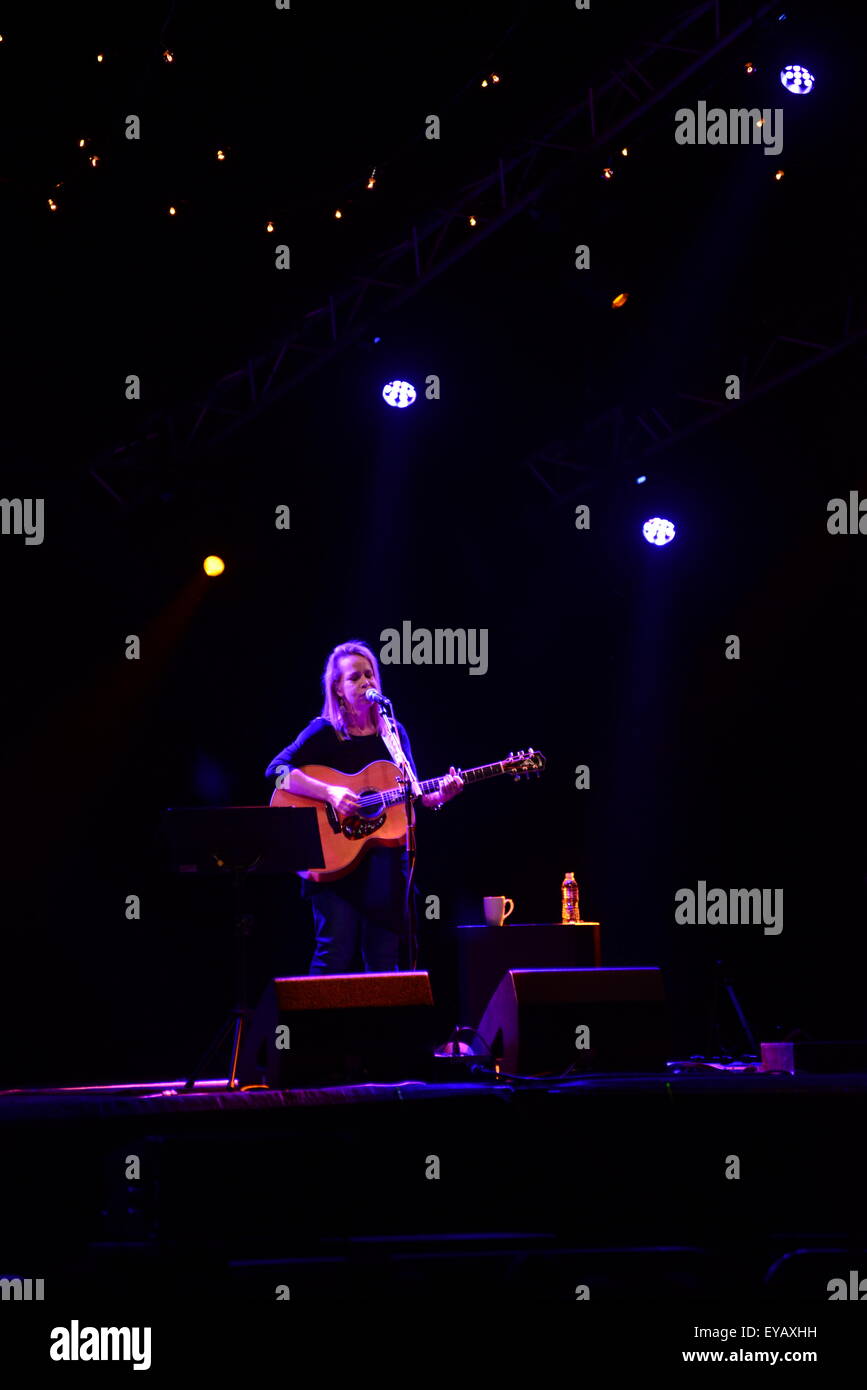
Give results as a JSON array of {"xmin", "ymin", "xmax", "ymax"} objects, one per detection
[{"xmin": 301, "ymin": 848, "xmax": 409, "ymax": 974}]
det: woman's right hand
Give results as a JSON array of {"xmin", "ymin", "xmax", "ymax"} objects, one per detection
[{"xmin": 329, "ymin": 785, "xmax": 361, "ymax": 816}]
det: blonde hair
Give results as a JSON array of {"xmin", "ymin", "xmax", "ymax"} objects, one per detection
[{"xmin": 320, "ymin": 640, "xmax": 385, "ymax": 741}]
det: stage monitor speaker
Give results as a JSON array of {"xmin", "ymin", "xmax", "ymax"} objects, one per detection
[
  {"xmin": 238, "ymin": 971, "xmax": 438, "ymax": 1088},
  {"xmin": 476, "ymin": 967, "xmax": 669, "ymax": 1075}
]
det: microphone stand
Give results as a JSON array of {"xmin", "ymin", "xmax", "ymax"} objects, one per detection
[{"xmin": 375, "ymin": 695, "xmax": 419, "ymax": 971}]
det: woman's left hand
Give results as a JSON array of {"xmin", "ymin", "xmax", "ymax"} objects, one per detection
[{"xmin": 435, "ymin": 767, "xmax": 464, "ymax": 807}]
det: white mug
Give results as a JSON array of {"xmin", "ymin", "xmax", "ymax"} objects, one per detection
[
  {"xmin": 760, "ymin": 1042, "xmax": 795, "ymax": 1074},
  {"xmin": 483, "ymin": 895, "xmax": 515, "ymax": 927}
]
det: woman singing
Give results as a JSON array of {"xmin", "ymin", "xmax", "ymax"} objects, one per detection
[{"xmin": 265, "ymin": 640, "xmax": 463, "ymax": 974}]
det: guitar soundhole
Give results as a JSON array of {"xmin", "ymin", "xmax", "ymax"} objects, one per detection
[{"xmin": 341, "ymin": 787, "xmax": 387, "ymax": 840}]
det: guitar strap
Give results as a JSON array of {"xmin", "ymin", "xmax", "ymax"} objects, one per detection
[{"xmin": 378, "ymin": 706, "xmax": 422, "ymax": 797}]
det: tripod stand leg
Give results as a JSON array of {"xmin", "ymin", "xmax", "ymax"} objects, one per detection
[
  {"xmin": 227, "ymin": 1009, "xmax": 249, "ymax": 1090},
  {"xmin": 724, "ymin": 980, "xmax": 758, "ymax": 1055},
  {"xmin": 184, "ymin": 1014, "xmax": 234, "ymax": 1091},
  {"xmin": 709, "ymin": 959, "xmax": 758, "ymax": 1057},
  {"xmin": 181, "ymin": 896, "xmax": 255, "ymax": 1092}
]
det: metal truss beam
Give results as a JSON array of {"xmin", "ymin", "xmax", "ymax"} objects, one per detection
[
  {"xmin": 90, "ymin": 0, "xmax": 778, "ymax": 506},
  {"xmin": 524, "ymin": 295, "xmax": 867, "ymax": 503}
]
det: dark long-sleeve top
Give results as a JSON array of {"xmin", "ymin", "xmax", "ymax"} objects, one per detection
[{"xmin": 264, "ymin": 716, "xmax": 419, "ymax": 782}]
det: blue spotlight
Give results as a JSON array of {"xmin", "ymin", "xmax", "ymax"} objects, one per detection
[
  {"xmin": 382, "ymin": 379, "xmax": 417, "ymax": 408},
  {"xmin": 642, "ymin": 517, "xmax": 676, "ymax": 546},
  {"xmin": 780, "ymin": 64, "xmax": 814, "ymax": 94}
]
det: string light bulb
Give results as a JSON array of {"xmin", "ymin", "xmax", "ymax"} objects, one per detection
[
  {"xmin": 162, "ymin": 49, "xmax": 174, "ymax": 63},
  {"xmin": 168, "ymin": 205, "xmax": 177, "ymax": 216},
  {"xmin": 96, "ymin": 53, "xmax": 104, "ymax": 63},
  {"xmin": 78, "ymin": 138, "xmax": 88, "ymax": 149},
  {"xmin": 334, "ymin": 208, "xmax": 343, "ymax": 219},
  {"xmin": 620, "ymin": 147, "xmax": 629, "ymax": 156},
  {"xmin": 602, "ymin": 167, "xmax": 614, "ymax": 180},
  {"xmin": 89, "ymin": 155, "xmax": 100, "ymax": 168},
  {"xmin": 367, "ymin": 169, "xmax": 376, "ymax": 189},
  {"xmin": 47, "ymin": 198, "xmax": 58, "ymax": 211},
  {"xmin": 468, "ymin": 215, "xmax": 477, "ymax": 227},
  {"xmin": 216, "ymin": 149, "xmax": 226, "ymax": 161},
  {"xmin": 611, "ymin": 291, "xmax": 629, "ymax": 308},
  {"xmin": 745, "ymin": 61, "xmax": 756, "ymax": 74},
  {"xmin": 774, "ymin": 168, "xmax": 785, "ymax": 180},
  {"xmin": 265, "ymin": 220, "xmax": 275, "ymax": 233}
]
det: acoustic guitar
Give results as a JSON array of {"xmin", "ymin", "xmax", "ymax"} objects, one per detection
[{"xmin": 270, "ymin": 749, "xmax": 545, "ymax": 881}]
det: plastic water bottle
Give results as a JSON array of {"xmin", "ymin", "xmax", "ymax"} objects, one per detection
[{"xmin": 561, "ymin": 872, "xmax": 579, "ymax": 924}]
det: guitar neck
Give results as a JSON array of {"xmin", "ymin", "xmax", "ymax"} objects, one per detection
[{"xmin": 381, "ymin": 760, "xmax": 509, "ymax": 806}]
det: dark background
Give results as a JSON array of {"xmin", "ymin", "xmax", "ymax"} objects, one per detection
[{"xmin": 1, "ymin": 0, "xmax": 864, "ymax": 1085}]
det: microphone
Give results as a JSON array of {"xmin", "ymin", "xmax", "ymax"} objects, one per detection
[{"xmin": 364, "ymin": 688, "xmax": 391, "ymax": 707}]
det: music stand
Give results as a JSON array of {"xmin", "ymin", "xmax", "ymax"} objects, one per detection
[{"xmin": 160, "ymin": 806, "xmax": 323, "ymax": 1090}]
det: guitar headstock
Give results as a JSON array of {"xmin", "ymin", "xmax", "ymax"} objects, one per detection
[{"xmin": 504, "ymin": 747, "xmax": 546, "ymax": 780}]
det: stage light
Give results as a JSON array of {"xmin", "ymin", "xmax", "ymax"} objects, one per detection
[
  {"xmin": 636, "ymin": 475, "xmax": 647, "ymax": 484},
  {"xmin": 643, "ymin": 517, "xmax": 675, "ymax": 546},
  {"xmin": 203, "ymin": 555, "xmax": 225, "ymax": 577},
  {"xmin": 780, "ymin": 64, "xmax": 814, "ymax": 94},
  {"xmin": 382, "ymin": 380, "xmax": 417, "ymax": 409},
  {"xmin": 611, "ymin": 292, "xmax": 629, "ymax": 308}
]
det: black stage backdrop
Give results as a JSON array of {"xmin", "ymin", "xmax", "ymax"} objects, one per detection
[{"xmin": 0, "ymin": 0, "xmax": 864, "ymax": 1085}]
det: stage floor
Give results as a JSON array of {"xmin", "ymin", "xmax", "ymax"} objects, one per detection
[
  {"xmin": 3, "ymin": 1060, "xmax": 867, "ymax": 1121},
  {"xmin": 2, "ymin": 1064, "xmax": 865, "ymax": 1304}
]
